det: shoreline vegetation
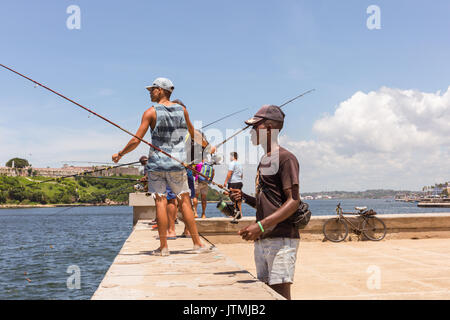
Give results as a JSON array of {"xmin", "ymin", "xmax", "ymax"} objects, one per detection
[{"xmin": 0, "ymin": 175, "xmax": 224, "ymax": 208}]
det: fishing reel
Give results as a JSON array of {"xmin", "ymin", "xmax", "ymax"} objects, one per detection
[{"xmin": 216, "ymin": 193, "xmax": 242, "ymax": 224}]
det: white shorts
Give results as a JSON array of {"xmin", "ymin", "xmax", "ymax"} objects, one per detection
[{"xmin": 254, "ymin": 237, "xmax": 300, "ymax": 285}]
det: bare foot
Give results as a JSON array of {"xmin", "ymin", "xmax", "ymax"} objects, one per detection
[
  {"xmin": 182, "ymin": 228, "xmax": 191, "ymax": 238},
  {"xmin": 166, "ymin": 232, "xmax": 177, "ymax": 238},
  {"xmin": 201, "ymin": 215, "xmax": 206, "ymax": 219}
]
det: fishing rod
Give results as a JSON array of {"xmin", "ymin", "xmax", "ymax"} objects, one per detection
[
  {"xmin": 103, "ymin": 181, "xmax": 139, "ymax": 197},
  {"xmin": 61, "ymin": 161, "xmax": 118, "ymax": 165},
  {"xmin": 0, "ymin": 64, "xmax": 230, "ymax": 192},
  {"xmin": 201, "ymin": 107, "xmax": 249, "ymax": 129},
  {"xmin": 214, "ymin": 89, "xmax": 315, "ymax": 149},
  {"xmin": 80, "ymin": 176, "xmax": 139, "ymax": 182},
  {"xmin": 27, "ymin": 160, "xmax": 140, "ymax": 186}
]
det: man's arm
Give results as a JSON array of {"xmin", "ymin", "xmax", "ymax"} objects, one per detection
[
  {"xmin": 224, "ymin": 170, "xmax": 233, "ymax": 186},
  {"xmin": 259, "ymin": 185, "xmax": 299, "ymax": 231},
  {"xmin": 112, "ymin": 108, "xmax": 155, "ymax": 163},
  {"xmin": 239, "ymin": 186, "xmax": 300, "ymax": 241},
  {"xmin": 229, "ymin": 189, "xmax": 256, "ymax": 208}
]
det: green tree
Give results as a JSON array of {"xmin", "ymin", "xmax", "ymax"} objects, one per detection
[
  {"xmin": 78, "ymin": 179, "xmax": 88, "ymax": 188},
  {"xmin": 92, "ymin": 191, "xmax": 106, "ymax": 203},
  {"xmin": 8, "ymin": 186, "xmax": 26, "ymax": 201},
  {"xmin": 30, "ymin": 190, "xmax": 48, "ymax": 204},
  {"xmin": 6, "ymin": 158, "xmax": 30, "ymax": 168},
  {"xmin": 0, "ymin": 191, "xmax": 6, "ymax": 203},
  {"xmin": 206, "ymin": 187, "xmax": 222, "ymax": 201}
]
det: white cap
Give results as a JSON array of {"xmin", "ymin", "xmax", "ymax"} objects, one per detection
[{"xmin": 146, "ymin": 77, "xmax": 174, "ymax": 92}]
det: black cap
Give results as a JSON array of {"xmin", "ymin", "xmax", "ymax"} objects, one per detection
[{"xmin": 245, "ymin": 105, "xmax": 285, "ymax": 125}]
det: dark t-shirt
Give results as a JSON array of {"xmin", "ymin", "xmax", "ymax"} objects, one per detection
[{"xmin": 255, "ymin": 146, "xmax": 300, "ymax": 239}]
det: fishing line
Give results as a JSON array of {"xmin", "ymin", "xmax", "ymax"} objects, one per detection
[
  {"xmin": 214, "ymin": 89, "xmax": 315, "ymax": 149},
  {"xmin": 79, "ymin": 176, "xmax": 138, "ymax": 182},
  {"xmin": 201, "ymin": 107, "xmax": 249, "ymax": 130}
]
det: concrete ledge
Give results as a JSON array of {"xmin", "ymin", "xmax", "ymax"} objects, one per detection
[
  {"xmin": 129, "ymin": 192, "xmax": 156, "ymax": 206},
  {"xmin": 129, "ymin": 193, "xmax": 156, "ymax": 226},
  {"xmin": 196, "ymin": 213, "xmax": 450, "ymax": 242}
]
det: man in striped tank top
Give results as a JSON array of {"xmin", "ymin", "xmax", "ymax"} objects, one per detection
[{"xmin": 112, "ymin": 78, "xmax": 214, "ymax": 256}]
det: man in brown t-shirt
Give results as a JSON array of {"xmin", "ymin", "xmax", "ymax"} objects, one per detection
[{"xmin": 230, "ymin": 104, "xmax": 301, "ymax": 300}]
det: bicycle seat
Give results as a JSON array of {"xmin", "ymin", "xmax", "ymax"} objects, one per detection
[{"xmin": 355, "ymin": 206, "xmax": 367, "ymax": 211}]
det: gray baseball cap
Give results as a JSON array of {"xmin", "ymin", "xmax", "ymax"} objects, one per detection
[
  {"xmin": 146, "ymin": 77, "xmax": 174, "ymax": 92},
  {"xmin": 245, "ymin": 104, "xmax": 285, "ymax": 125}
]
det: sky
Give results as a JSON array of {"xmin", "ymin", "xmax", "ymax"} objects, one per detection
[{"xmin": 0, "ymin": 0, "xmax": 449, "ymax": 193}]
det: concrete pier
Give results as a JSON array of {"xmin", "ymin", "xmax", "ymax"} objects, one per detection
[
  {"xmin": 218, "ymin": 239, "xmax": 450, "ymax": 300},
  {"xmin": 91, "ymin": 220, "xmax": 284, "ymax": 300}
]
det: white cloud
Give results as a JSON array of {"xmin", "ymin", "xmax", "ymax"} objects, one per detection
[{"xmin": 283, "ymin": 86, "xmax": 450, "ymax": 192}]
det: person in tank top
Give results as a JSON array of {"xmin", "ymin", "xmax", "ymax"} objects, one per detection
[{"xmin": 112, "ymin": 78, "xmax": 215, "ymax": 256}]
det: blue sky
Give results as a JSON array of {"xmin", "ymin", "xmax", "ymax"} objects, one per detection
[{"xmin": 1, "ymin": 0, "xmax": 449, "ymax": 191}]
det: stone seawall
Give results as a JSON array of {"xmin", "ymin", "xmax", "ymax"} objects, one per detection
[{"xmin": 195, "ymin": 213, "xmax": 450, "ymax": 243}]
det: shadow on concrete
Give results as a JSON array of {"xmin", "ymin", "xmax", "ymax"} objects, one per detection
[
  {"xmin": 119, "ymin": 249, "xmax": 197, "ymax": 256},
  {"xmin": 214, "ymin": 270, "xmax": 250, "ymax": 275},
  {"xmin": 236, "ymin": 280, "xmax": 258, "ymax": 284}
]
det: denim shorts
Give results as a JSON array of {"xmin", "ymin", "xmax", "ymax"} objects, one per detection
[
  {"xmin": 166, "ymin": 186, "xmax": 176, "ymax": 201},
  {"xmin": 254, "ymin": 238, "xmax": 300, "ymax": 285},
  {"xmin": 147, "ymin": 170, "xmax": 191, "ymax": 198}
]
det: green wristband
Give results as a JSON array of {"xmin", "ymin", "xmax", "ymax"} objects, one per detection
[{"xmin": 257, "ymin": 221, "xmax": 265, "ymax": 233}]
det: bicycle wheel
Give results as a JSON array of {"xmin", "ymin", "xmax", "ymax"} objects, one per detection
[
  {"xmin": 323, "ymin": 218, "xmax": 348, "ymax": 242},
  {"xmin": 362, "ymin": 216, "xmax": 386, "ymax": 241}
]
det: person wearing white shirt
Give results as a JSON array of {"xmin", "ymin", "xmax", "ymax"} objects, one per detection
[{"xmin": 223, "ymin": 152, "xmax": 243, "ymax": 213}]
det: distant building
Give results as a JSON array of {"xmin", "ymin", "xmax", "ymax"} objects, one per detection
[
  {"xmin": 0, "ymin": 166, "xmax": 17, "ymax": 176},
  {"xmin": 0, "ymin": 164, "xmax": 139, "ymax": 177}
]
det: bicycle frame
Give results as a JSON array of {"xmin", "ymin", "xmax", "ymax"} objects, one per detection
[{"xmin": 335, "ymin": 204, "xmax": 370, "ymax": 233}]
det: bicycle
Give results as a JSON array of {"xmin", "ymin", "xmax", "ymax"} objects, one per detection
[{"xmin": 323, "ymin": 203, "xmax": 387, "ymax": 242}]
